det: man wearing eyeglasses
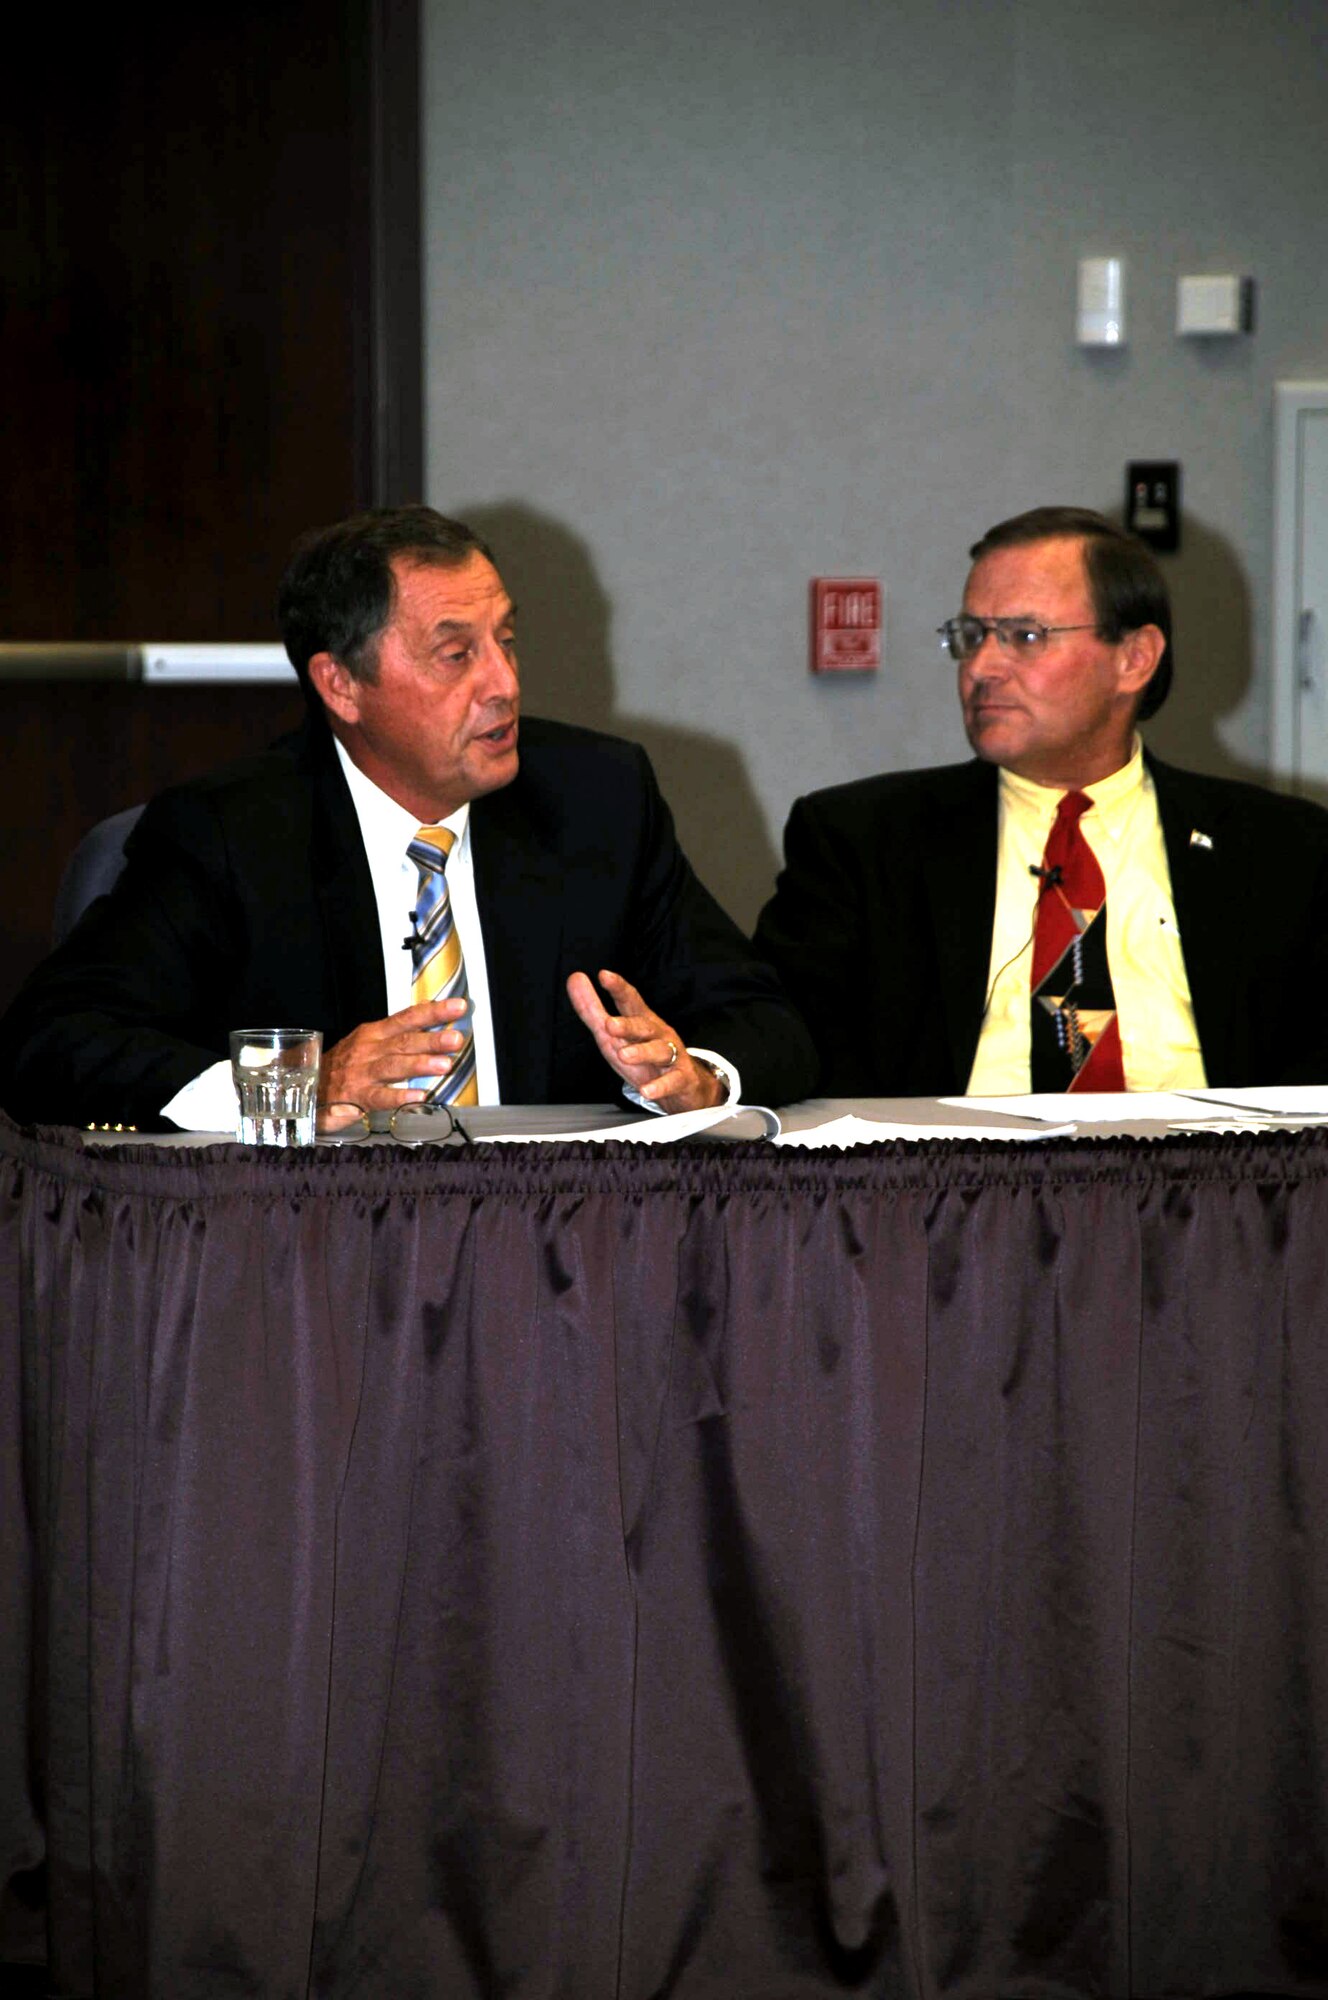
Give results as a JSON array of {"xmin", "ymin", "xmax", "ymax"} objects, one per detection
[{"xmin": 755, "ymin": 504, "xmax": 1328, "ymax": 1096}]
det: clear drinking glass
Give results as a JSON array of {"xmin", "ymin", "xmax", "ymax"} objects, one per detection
[{"xmin": 229, "ymin": 1028, "xmax": 322, "ymax": 1146}]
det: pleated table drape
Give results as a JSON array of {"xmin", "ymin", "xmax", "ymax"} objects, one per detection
[{"xmin": 4, "ymin": 1115, "xmax": 1328, "ymax": 1997}]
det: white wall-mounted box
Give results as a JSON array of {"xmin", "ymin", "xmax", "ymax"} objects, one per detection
[
  {"xmin": 1177, "ymin": 275, "xmax": 1254, "ymax": 336},
  {"xmin": 1077, "ymin": 257, "xmax": 1126, "ymax": 346}
]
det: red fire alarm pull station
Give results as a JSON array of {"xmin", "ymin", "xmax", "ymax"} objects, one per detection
[{"xmin": 811, "ymin": 578, "xmax": 882, "ymax": 674}]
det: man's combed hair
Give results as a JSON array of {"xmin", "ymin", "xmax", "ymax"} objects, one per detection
[
  {"xmin": 277, "ymin": 506, "xmax": 496, "ymax": 695},
  {"xmin": 969, "ymin": 505, "xmax": 1173, "ymax": 719}
]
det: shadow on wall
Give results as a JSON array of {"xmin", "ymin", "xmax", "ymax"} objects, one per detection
[
  {"xmin": 460, "ymin": 501, "xmax": 779, "ymax": 930},
  {"xmin": 1143, "ymin": 512, "xmax": 1250, "ymax": 777},
  {"xmin": 1142, "ymin": 512, "xmax": 1314, "ymax": 800}
]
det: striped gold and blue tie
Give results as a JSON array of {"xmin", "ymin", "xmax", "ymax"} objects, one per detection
[{"xmin": 407, "ymin": 825, "xmax": 479, "ymax": 1104}]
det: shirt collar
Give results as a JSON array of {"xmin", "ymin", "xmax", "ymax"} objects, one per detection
[
  {"xmin": 333, "ymin": 736, "xmax": 470, "ymax": 857},
  {"xmin": 998, "ymin": 734, "xmax": 1144, "ymax": 828}
]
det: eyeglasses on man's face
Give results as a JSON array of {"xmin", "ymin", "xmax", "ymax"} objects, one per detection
[{"xmin": 937, "ymin": 615, "xmax": 1102, "ymax": 665}]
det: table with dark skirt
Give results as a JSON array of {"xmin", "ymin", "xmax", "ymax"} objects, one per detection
[{"xmin": 3, "ymin": 1111, "xmax": 1327, "ymax": 1997}]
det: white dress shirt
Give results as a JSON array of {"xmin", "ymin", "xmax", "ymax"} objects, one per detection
[{"xmin": 334, "ymin": 741, "xmax": 500, "ymax": 1100}]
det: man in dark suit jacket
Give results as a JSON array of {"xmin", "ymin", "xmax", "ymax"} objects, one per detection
[
  {"xmin": 0, "ymin": 508, "xmax": 816, "ymax": 1129},
  {"xmin": 755, "ymin": 506, "xmax": 1328, "ymax": 1097}
]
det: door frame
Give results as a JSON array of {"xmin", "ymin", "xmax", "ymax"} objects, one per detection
[{"xmin": 1271, "ymin": 380, "xmax": 1328, "ymax": 788}]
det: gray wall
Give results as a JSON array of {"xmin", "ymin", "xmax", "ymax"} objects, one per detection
[{"xmin": 423, "ymin": 0, "xmax": 1328, "ymax": 928}]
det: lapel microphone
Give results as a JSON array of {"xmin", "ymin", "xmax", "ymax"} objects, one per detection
[{"xmin": 982, "ymin": 865, "xmax": 1064, "ymax": 1020}]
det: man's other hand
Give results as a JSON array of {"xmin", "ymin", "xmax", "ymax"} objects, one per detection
[
  {"xmin": 320, "ymin": 998, "xmax": 469, "ymax": 1110},
  {"xmin": 566, "ymin": 969, "xmax": 724, "ymax": 1112}
]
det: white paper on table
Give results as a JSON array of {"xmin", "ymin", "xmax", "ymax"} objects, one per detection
[
  {"xmin": 1176, "ymin": 1084, "xmax": 1328, "ymax": 1121},
  {"xmin": 948, "ymin": 1090, "xmax": 1255, "ymax": 1126},
  {"xmin": 773, "ymin": 1114, "xmax": 1076, "ymax": 1148},
  {"xmin": 475, "ymin": 1102, "xmax": 782, "ymax": 1145}
]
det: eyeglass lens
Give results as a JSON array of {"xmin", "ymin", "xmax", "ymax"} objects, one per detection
[
  {"xmin": 941, "ymin": 616, "xmax": 1049, "ymax": 662},
  {"xmin": 389, "ymin": 1103, "xmax": 470, "ymax": 1144},
  {"xmin": 317, "ymin": 1101, "xmax": 372, "ymax": 1142}
]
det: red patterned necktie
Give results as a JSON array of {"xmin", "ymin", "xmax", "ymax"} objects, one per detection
[{"xmin": 1029, "ymin": 790, "xmax": 1125, "ymax": 1092}]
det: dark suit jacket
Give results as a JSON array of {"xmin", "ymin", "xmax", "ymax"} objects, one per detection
[
  {"xmin": 0, "ymin": 715, "xmax": 816, "ymax": 1127},
  {"xmin": 753, "ymin": 753, "xmax": 1328, "ymax": 1096}
]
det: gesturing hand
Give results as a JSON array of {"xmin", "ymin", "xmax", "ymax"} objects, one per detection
[
  {"xmin": 319, "ymin": 998, "xmax": 469, "ymax": 1110},
  {"xmin": 565, "ymin": 969, "xmax": 725, "ymax": 1112}
]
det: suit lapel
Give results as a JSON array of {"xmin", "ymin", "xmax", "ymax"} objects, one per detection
[
  {"xmin": 469, "ymin": 780, "xmax": 567, "ymax": 1102},
  {"xmin": 306, "ymin": 725, "xmax": 389, "ymax": 1038},
  {"xmin": 920, "ymin": 762, "xmax": 1000, "ymax": 1087},
  {"xmin": 1150, "ymin": 757, "xmax": 1239, "ymax": 1078}
]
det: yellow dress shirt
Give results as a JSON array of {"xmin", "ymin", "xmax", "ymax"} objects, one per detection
[{"xmin": 966, "ymin": 741, "xmax": 1207, "ymax": 1094}]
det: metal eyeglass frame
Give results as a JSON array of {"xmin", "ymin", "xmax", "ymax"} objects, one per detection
[
  {"xmin": 317, "ymin": 1101, "xmax": 474, "ymax": 1146},
  {"xmin": 937, "ymin": 615, "xmax": 1101, "ymax": 663}
]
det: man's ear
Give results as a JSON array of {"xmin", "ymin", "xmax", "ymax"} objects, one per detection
[
  {"xmin": 1117, "ymin": 624, "xmax": 1166, "ymax": 704},
  {"xmin": 307, "ymin": 651, "xmax": 362, "ymax": 726}
]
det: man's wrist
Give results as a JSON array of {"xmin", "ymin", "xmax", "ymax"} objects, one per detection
[
  {"xmin": 689, "ymin": 1055, "xmax": 727, "ymax": 1107},
  {"xmin": 685, "ymin": 1047, "xmax": 739, "ymax": 1104},
  {"xmin": 622, "ymin": 1045, "xmax": 739, "ymax": 1116}
]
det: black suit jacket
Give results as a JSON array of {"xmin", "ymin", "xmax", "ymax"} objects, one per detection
[
  {"xmin": 753, "ymin": 753, "xmax": 1328, "ymax": 1096},
  {"xmin": 1, "ymin": 715, "xmax": 816, "ymax": 1127}
]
